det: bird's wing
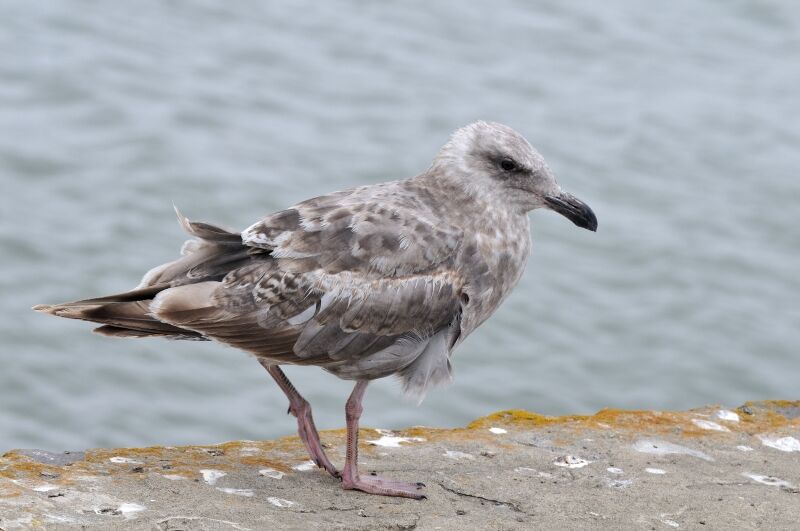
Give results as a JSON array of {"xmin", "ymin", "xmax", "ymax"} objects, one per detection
[
  {"xmin": 152, "ymin": 186, "xmax": 466, "ymax": 391},
  {"xmin": 241, "ymin": 184, "xmax": 462, "ymax": 276}
]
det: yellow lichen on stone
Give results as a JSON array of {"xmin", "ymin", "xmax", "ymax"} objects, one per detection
[
  {"xmin": 467, "ymin": 403, "xmax": 799, "ymax": 438},
  {"xmin": 468, "ymin": 409, "xmax": 562, "ymax": 429},
  {"xmin": 757, "ymin": 399, "xmax": 800, "ymax": 409},
  {"xmin": 0, "ymin": 453, "xmax": 61, "ymax": 481},
  {"xmin": 80, "ymin": 438, "xmax": 310, "ymax": 476},
  {"xmin": 238, "ymin": 456, "xmax": 291, "ymax": 471}
]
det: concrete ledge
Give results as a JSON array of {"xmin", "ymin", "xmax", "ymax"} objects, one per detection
[{"xmin": 1, "ymin": 401, "xmax": 798, "ymax": 530}]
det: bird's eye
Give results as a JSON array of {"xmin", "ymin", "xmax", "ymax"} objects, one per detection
[{"xmin": 500, "ymin": 158, "xmax": 517, "ymax": 172}]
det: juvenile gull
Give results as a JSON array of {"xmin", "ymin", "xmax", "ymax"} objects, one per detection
[{"xmin": 34, "ymin": 121, "xmax": 597, "ymax": 499}]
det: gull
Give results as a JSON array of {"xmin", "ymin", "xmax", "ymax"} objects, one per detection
[{"xmin": 34, "ymin": 121, "xmax": 597, "ymax": 499}]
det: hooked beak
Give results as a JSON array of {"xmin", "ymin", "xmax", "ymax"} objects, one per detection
[{"xmin": 544, "ymin": 192, "xmax": 598, "ymax": 232}]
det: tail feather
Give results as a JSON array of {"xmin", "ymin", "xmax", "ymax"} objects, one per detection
[
  {"xmin": 33, "ymin": 208, "xmax": 250, "ymax": 341},
  {"xmin": 136, "ymin": 209, "xmax": 249, "ymax": 289},
  {"xmin": 33, "ymin": 298, "xmax": 204, "ymax": 339},
  {"xmin": 174, "ymin": 205, "xmax": 242, "ymax": 245},
  {"xmin": 93, "ymin": 325, "xmax": 208, "ymax": 340},
  {"xmin": 32, "ymin": 285, "xmax": 164, "ymax": 314}
]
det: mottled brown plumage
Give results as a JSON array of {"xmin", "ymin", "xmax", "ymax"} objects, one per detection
[{"xmin": 34, "ymin": 121, "xmax": 597, "ymax": 498}]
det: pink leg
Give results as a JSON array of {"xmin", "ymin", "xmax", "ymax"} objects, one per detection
[
  {"xmin": 341, "ymin": 380, "xmax": 426, "ymax": 499},
  {"xmin": 258, "ymin": 361, "xmax": 340, "ymax": 479}
]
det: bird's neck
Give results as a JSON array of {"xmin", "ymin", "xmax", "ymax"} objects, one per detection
[
  {"xmin": 409, "ymin": 167, "xmax": 512, "ymax": 219},
  {"xmin": 406, "ymin": 168, "xmax": 532, "ymax": 261}
]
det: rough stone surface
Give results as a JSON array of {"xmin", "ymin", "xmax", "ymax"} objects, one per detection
[{"xmin": 1, "ymin": 401, "xmax": 798, "ymax": 530}]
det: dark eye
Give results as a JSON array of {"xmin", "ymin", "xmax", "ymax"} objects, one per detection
[{"xmin": 500, "ymin": 158, "xmax": 517, "ymax": 172}]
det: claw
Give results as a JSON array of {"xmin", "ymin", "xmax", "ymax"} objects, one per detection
[{"xmin": 342, "ymin": 474, "xmax": 427, "ymax": 499}]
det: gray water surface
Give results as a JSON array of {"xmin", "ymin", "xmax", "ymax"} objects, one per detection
[{"xmin": 2, "ymin": 1, "xmax": 799, "ymax": 452}]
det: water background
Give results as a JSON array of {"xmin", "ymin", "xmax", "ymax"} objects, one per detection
[{"xmin": 2, "ymin": 1, "xmax": 798, "ymax": 452}]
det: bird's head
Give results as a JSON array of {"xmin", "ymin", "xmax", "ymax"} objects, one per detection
[{"xmin": 433, "ymin": 121, "xmax": 597, "ymax": 232}]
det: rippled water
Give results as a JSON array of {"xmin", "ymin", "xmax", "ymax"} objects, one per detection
[{"xmin": 2, "ymin": 1, "xmax": 798, "ymax": 452}]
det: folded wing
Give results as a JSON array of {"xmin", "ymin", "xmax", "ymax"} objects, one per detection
[{"xmin": 153, "ymin": 186, "xmax": 466, "ymax": 396}]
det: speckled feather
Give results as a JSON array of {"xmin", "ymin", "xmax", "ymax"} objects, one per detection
[{"xmin": 35, "ymin": 122, "xmax": 585, "ymax": 399}]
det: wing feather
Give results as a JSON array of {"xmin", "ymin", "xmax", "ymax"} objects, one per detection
[{"xmin": 154, "ymin": 184, "xmax": 466, "ymax": 393}]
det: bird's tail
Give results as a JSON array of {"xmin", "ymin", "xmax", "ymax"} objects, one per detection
[
  {"xmin": 32, "ymin": 285, "xmax": 205, "ymax": 339},
  {"xmin": 32, "ymin": 208, "xmax": 250, "ymax": 340}
]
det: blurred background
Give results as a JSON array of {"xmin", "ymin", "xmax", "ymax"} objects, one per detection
[{"xmin": 1, "ymin": 1, "xmax": 798, "ymax": 452}]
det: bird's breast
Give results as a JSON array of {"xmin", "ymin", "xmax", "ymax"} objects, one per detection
[{"xmin": 456, "ymin": 212, "xmax": 531, "ymax": 337}]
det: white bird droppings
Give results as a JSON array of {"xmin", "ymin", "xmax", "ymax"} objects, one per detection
[
  {"xmin": 217, "ymin": 487, "xmax": 254, "ymax": 497},
  {"xmin": 716, "ymin": 410, "xmax": 740, "ymax": 422},
  {"xmin": 162, "ymin": 474, "xmax": 185, "ymax": 481},
  {"xmin": 736, "ymin": 445, "xmax": 754, "ymax": 452},
  {"xmin": 31, "ymin": 484, "xmax": 59, "ymax": 492},
  {"xmin": 118, "ymin": 503, "xmax": 146, "ymax": 517},
  {"xmin": 632, "ymin": 440, "xmax": 713, "ymax": 461},
  {"xmin": 267, "ymin": 496, "xmax": 296, "ymax": 508},
  {"xmin": 292, "ymin": 460, "xmax": 317, "ymax": 471},
  {"xmin": 489, "ymin": 427, "xmax": 507, "ymax": 434},
  {"xmin": 367, "ymin": 434, "xmax": 426, "ymax": 448},
  {"xmin": 444, "ymin": 450, "xmax": 475, "ymax": 460},
  {"xmin": 200, "ymin": 469, "xmax": 227, "ymax": 485},
  {"xmin": 645, "ymin": 468, "xmax": 666, "ymax": 475},
  {"xmin": 743, "ymin": 473, "xmax": 794, "ymax": 488},
  {"xmin": 606, "ymin": 467, "xmax": 624, "ymax": 475},
  {"xmin": 757, "ymin": 435, "xmax": 800, "ymax": 452},
  {"xmin": 691, "ymin": 419, "xmax": 730, "ymax": 432},
  {"xmin": 553, "ymin": 455, "xmax": 589, "ymax": 468},
  {"xmin": 109, "ymin": 456, "xmax": 143, "ymax": 464},
  {"xmin": 661, "ymin": 518, "xmax": 680, "ymax": 528},
  {"xmin": 259, "ymin": 468, "xmax": 285, "ymax": 479},
  {"xmin": 367, "ymin": 436, "xmax": 423, "ymax": 447}
]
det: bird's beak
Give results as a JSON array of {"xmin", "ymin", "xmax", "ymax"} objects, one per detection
[{"xmin": 544, "ymin": 191, "xmax": 598, "ymax": 232}]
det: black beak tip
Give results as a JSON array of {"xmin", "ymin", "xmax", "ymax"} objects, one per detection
[
  {"xmin": 582, "ymin": 212, "xmax": 598, "ymax": 232},
  {"xmin": 545, "ymin": 194, "xmax": 598, "ymax": 233}
]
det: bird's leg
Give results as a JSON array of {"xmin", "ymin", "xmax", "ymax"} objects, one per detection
[
  {"xmin": 258, "ymin": 361, "xmax": 340, "ymax": 479},
  {"xmin": 341, "ymin": 380, "xmax": 426, "ymax": 499}
]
